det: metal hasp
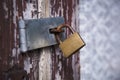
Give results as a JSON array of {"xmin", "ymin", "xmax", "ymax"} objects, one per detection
[{"xmin": 19, "ymin": 17, "xmax": 64, "ymax": 52}]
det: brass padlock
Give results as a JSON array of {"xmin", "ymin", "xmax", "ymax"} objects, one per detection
[{"xmin": 55, "ymin": 24, "xmax": 85, "ymax": 58}]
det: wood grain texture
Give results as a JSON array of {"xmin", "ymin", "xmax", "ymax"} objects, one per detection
[
  {"xmin": 0, "ymin": 0, "xmax": 80, "ymax": 80},
  {"xmin": 50, "ymin": 0, "xmax": 80, "ymax": 80}
]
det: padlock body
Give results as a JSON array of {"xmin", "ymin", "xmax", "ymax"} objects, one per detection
[{"xmin": 59, "ymin": 32, "xmax": 85, "ymax": 57}]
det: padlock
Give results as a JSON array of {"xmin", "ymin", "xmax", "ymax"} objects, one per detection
[{"xmin": 55, "ymin": 24, "xmax": 85, "ymax": 58}]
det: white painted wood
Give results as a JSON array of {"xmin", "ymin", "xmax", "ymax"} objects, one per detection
[{"xmin": 38, "ymin": 0, "xmax": 52, "ymax": 80}]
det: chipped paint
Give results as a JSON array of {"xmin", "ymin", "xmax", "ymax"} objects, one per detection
[
  {"xmin": 50, "ymin": 0, "xmax": 80, "ymax": 80},
  {"xmin": 0, "ymin": 0, "xmax": 80, "ymax": 80},
  {"xmin": 39, "ymin": 48, "xmax": 52, "ymax": 80},
  {"xmin": 24, "ymin": 57, "xmax": 32, "ymax": 74},
  {"xmin": 12, "ymin": 48, "xmax": 16, "ymax": 57},
  {"xmin": 23, "ymin": 2, "xmax": 37, "ymax": 19},
  {"xmin": 37, "ymin": 0, "xmax": 52, "ymax": 80}
]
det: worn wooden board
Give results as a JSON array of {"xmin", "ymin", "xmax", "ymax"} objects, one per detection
[{"xmin": 0, "ymin": 0, "xmax": 80, "ymax": 80}]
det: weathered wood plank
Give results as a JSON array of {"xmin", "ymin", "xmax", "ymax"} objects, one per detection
[
  {"xmin": 50, "ymin": 0, "xmax": 80, "ymax": 80},
  {"xmin": 0, "ymin": 0, "xmax": 80, "ymax": 80}
]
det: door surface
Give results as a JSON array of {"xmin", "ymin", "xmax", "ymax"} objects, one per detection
[{"xmin": 0, "ymin": 0, "xmax": 80, "ymax": 80}]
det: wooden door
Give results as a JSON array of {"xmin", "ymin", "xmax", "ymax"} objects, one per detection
[{"xmin": 0, "ymin": 0, "xmax": 80, "ymax": 80}]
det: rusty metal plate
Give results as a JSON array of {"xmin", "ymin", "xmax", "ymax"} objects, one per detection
[{"xmin": 19, "ymin": 17, "xmax": 64, "ymax": 52}]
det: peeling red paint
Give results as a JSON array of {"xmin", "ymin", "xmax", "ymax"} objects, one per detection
[
  {"xmin": 50, "ymin": 0, "xmax": 80, "ymax": 80},
  {"xmin": 0, "ymin": 0, "xmax": 27, "ymax": 79},
  {"xmin": 0, "ymin": 0, "xmax": 80, "ymax": 80}
]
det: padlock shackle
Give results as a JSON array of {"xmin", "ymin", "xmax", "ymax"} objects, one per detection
[
  {"xmin": 55, "ymin": 24, "xmax": 75, "ymax": 44},
  {"xmin": 56, "ymin": 24, "xmax": 75, "ymax": 33}
]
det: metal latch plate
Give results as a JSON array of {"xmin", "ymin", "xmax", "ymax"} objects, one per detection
[{"xmin": 19, "ymin": 17, "xmax": 64, "ymax": 52}]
